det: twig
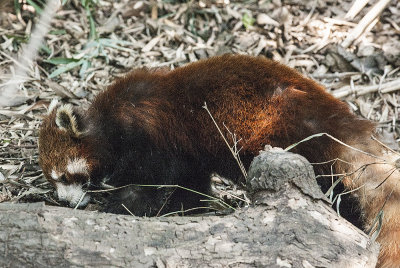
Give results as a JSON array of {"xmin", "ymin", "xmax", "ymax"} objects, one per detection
[
  {"xmin": 311, "ymin": 72, "xmax": 359, "ymax": 79},
  {"xmin": 300, "ymin": 1, "xmax": 316, "ymax": 26},
  {"xmin": 160, "ymin": 206, "xmax": 216, "ymax": 217},
  {"xmin": 345, "ymin": 0, "xmax": 370, "ymax": 20},
  {"xmin": 332, "ymin": 78, "xmax": 400, "ymax": 99},
  {"xmin": 214, "ymin": 189, "xmax": 248, "ymax": 204},
  {"xmin": 319, "ymin": 162, "xmax": 386, "ymax": 199},
  {"xmin": 121, "ymin": 204, "xmax": 134, "ymax": 216},
  {"xmin": 150, "ymin": 0, "xmax": 158, "ymax": 20},
  {"xmin": 311, "ymin": 157, "xmax": 354, "ymax": 167},
  {"xmin": 88, "ymin": 183, "xmax": 235, "ymax": 211},
  {"xmin": 374, "ymin": 167, "xmax": 397, "ymax": 189},
  {"xmin": 301, "ymin": 23, "xmax": 332, "ymax": 54},
  {"xmin": 202, "ymin": 102, "xmax": 248, "ymax": 180},
  {"xmin": 323, "ymin": 17, "xmax": 357, "ymax": 27},
  {"xmin": 155, "ymin": 188, "xmax": 177, "ymax": 217},
  {"xmin": 74, "ymin": 191, "xmax": 87, "ymax": 210},
  {"xmin": 385, "ymin": 17, "xmax": 400, "ymax": 31},
  {"xmin": 314, "ymin": 162, "xmax": 389, "ymax": 179},
  {"xmin": 342, "ymin": 0, "xmax": 391, "ymax": 48}
]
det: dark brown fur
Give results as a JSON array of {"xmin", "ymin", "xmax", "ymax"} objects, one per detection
[{"xmin": 39, "ymin": 54, "xmax": 400, "ymax": 267}]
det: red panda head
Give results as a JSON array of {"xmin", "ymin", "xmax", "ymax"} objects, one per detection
[{"xmin": 39, "ymin": 104, "xmax": 92, "ymax": 208}]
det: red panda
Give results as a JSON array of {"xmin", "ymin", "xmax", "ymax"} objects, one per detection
[{"xmin": 39, "ymin": 54, "xmax": 399, "ymax": 267}]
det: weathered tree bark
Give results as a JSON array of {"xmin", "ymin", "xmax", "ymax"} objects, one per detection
[{"xmin": 0, "ymin": 147, "xmax": 379, "ymax": 267}]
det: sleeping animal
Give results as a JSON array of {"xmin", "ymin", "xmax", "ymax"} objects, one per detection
[{"xmin": 39, "ymin": 54, "xmax": 400, "ymax": 267}]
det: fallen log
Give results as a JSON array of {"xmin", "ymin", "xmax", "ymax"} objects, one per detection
[{"xmin": 0, "ymin": 147, "xmax": 379, "ymax": 267}]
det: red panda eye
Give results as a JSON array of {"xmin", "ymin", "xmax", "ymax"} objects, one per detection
[{"xmin": 60, "ymin": 174, "xmax": 68, "ymax": 184}]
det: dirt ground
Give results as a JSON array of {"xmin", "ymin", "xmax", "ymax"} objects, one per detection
[{"xmin": 0, "ymin": 0, "xmax": 399, "ymax": 211}]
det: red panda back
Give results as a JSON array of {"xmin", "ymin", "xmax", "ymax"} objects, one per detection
[{"xmin": 94, "ymin": 54, "xmax": 372, "ymax": 168}]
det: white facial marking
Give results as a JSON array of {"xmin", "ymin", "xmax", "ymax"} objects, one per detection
[
  {"xmin": 67, "ymin": 158, "xmax": 89, "ymax": 175},
  {"xmin": 51, "ymin": 169, "xmax": 60, "ymax": 180},
  {"xmin": 56, "ymin": 182, "xmax": 90, "ymax": 207}
]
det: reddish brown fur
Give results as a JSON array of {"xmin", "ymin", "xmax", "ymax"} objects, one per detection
[
  {"xmin": 39, "ymin": 112, "xmax": 92, "ymax": 185},
  {"xmin": 39, "ymin": 54, "xmax": 400, "ymax": 267}
]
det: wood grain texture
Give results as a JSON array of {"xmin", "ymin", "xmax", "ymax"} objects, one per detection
[{"xmin": 0, "ymin": 149, "xmax": 379, "ymax": 268}]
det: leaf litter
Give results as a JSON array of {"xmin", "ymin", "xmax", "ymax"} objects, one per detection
[{"xmin": 0, "ymin": 0, "xmax": 399, "ymax": 212}]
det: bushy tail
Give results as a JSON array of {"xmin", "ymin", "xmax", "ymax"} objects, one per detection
[{"xmin": 337, "ymin": 135, "xmax": 400, "ymax": 268}]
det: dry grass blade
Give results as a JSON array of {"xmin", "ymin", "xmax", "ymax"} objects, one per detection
[{"xmin": 285, "ymin": 132, "xmax": 385, "ymax": 162}]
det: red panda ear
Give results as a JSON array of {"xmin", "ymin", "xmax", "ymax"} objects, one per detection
[{"xmin": 55, "ymin": 104, "xmax": 83, "ymax": 137}]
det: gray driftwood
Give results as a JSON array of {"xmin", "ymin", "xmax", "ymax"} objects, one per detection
[{"xmin": 0, "ymin": 147, "xmax": 379, "ymax": 267}]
